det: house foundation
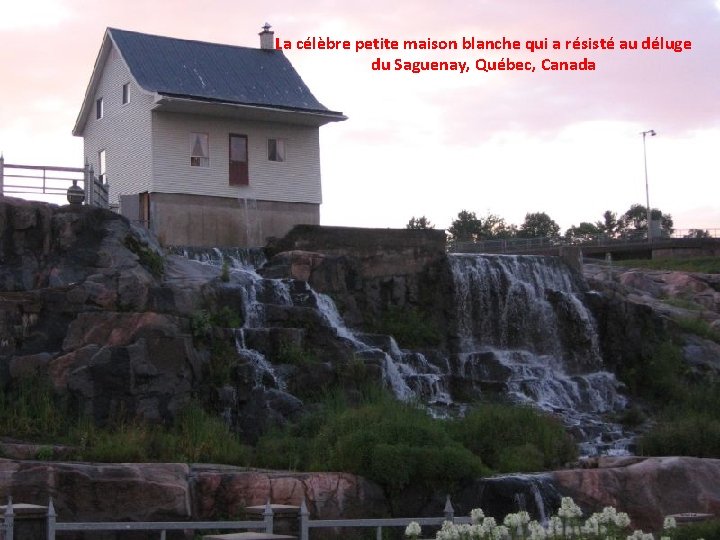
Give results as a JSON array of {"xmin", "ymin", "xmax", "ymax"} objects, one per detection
[{"xmin": 140, "ymin": 193, "xmax": 319, "ymax": 247}]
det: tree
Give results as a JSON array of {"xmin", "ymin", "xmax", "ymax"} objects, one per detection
[
  {"xmin": 618, "ymin": 204, "xmax": 674, "ymax": 238},
  {"xmin": 565, "ymin": 222, "xmax": 601, "ymax": 243},
  {"xmin": 518, "ymin": 212, "xmax": 560, "ymax": 239},
  {"xmin": 685, "ymin": 229, "xmax": 711, "ymax": 238},
  {"xmin": 406, "ymin": 216, "xmax": 434, "ymax": 230},
  {"xmin": 476, "ymin": 212, "xmax": 516, "ymax": 240},
  {"xmin": 596, "ymin": 210, "xmax": 619, "ymax": 237},
  {"xmin": 448, "ymin": 210, "xmax": 482, "ymax": 242}
]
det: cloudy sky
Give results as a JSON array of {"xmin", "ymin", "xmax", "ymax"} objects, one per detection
[{"xmin": 1, "ymin": 0, "xmax": 719, "ymax": 232}]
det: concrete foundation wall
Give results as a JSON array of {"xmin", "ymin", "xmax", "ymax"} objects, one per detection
[{"xmin": 149, "ymin": 192, "xmax": 319, "ymax": 247}]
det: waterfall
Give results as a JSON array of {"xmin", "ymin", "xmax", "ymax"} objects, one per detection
[{"xmin": 449, "ymin": 254, "xmax": 628, "ymax": 454}]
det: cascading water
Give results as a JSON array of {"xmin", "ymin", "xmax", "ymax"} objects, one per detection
[
  {"xmin": 309, "ymin": 289, "xmax": 449, "ymax": 403},
  {"xmin": 449, "ymin": 254, "xmax": 630, "ymax": 455}
]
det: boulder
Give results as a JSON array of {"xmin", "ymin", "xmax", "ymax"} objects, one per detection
[{"xmin": 552, "ymin": 456, "xmax": 720, "ymax": 531}]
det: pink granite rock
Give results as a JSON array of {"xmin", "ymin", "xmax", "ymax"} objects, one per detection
[{"xmin": 552, "ymin": 456, "xmax": 720, "ymax": 532}]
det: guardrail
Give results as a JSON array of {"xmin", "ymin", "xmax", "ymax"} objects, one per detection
[
  {"xmin": 0, "ymin": 496, "xmax": 469, "ymax": 540},
  {"xmin": 0, "ymin": 156, "xmax": 108, "ymax": 208},
  {"xmin": 299, "ymin": 496, "xmax": 467, "ymax": 540},
  {"xmin": 451, "ymin": 229, "xmax": 720, "ymax": 254}
]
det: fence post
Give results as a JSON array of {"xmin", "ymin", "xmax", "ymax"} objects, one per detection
[
  {"xmin": 47, "ymin": 497, "xmax": 56, "ymax": 540},
  {"xmin": 4, "ymin": 496, "xmax": 14, "ymax": 540},
  {"xmin": 444, "ymin": 494, "xmax": 454, "ymax": 522},
  {"xmin": 299, "ymin": 498, "xmax": 309, "ymax": 540},
  {"xmin": 0, "ymin": 154, "xmax": 4, "ymax": 196},
  {"xmin": 263, "ymin": 499, "xmax": 273, "ymax": 534},
  {"xmin": 84, "ymin": 164, "xmax": 94, "ymax": 206}
]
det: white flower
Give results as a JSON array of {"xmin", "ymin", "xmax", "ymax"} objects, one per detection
[
  {"xmin": 528, "ymin": 521, "xmax": 546, "ymax": 540},
  {"xmin": 470, "ymin": 508, "xmax": 485, "ymax": 524},
  {"xmin": 557, "ymin": 497, "xmax": 583, "ymax": 519},
  {"xmin": 405, "ymin": 521, "xmax": 422, "ymax": 538},
  {"xmin": 482, "ymin": 517, "xmax": 497, "ymax": 531},
  {"xmin": 663, "ymin": 516, "xmax": 677, "ymax": 530},
  {"xmin": 547, "ymin": 516, "xmax": 564, "ymax": 536},
  {"xmin": 503, "ymin": 512, "xmax": 520, "ymax": 529},
  {"xmin": 614, "ymin": 511, "xmax": 631, "ymax": 529},
  {"xmin": 626, "ymin": 530, "xmax": 654, "ymax": 540}
]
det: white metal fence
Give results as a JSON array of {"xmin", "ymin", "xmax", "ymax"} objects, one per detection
[
  {"xmin": 0, "ymin": 496, "xmax": 468, "ymax": 540},
  {"xmin": 0, "ymin": 156, "xmax": 108, "ymax": 208}
]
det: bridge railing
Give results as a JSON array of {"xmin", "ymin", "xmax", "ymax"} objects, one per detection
[{"xmin": 451, "ymin": 229, "xmax": 720, "ymax": 254}]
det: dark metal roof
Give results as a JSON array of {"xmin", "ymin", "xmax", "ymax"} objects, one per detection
[{"xmin": 107, "ymin": 28, "xmax": 343, "ymax": 117}]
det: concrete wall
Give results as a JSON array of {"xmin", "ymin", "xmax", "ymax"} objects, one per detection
[
  {"xmin": 82, "ymin": 45, "xmax": 154, "ymax": 208},
  {"xmin": 268, "ymin": 225, "xmax": 447, "ymax": 277},
  {"xmin": 149, "ymin": 192, "xmax": 319, "ymax": 247}
]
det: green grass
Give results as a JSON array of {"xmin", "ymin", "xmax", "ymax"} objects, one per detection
[
  {"xmin": 661, "ymin": 296, "xmax": 705, "ymax": 311},
  {"xmin": 366, "ymin": 306, "xmax": 442, "ymax": 348},
  {"xmin": 617, "ymin": 256, "xmax": 720, "ymax": 274},
  {"xmin": 673, "ymin": 316, "xmax": 720, "ymax": 344}
]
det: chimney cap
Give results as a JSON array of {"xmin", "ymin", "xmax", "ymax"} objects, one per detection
[{"xmin": 261, "ymin": 22, "xmax": 272, "ymax": 33}]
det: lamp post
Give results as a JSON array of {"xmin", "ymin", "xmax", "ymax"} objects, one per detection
[{"xmin": 641, "ymin": 129, "xmax": 656, "ymax": 242}]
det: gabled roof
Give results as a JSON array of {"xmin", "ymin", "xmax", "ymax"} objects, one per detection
[{"xmin": 73, "ymin": 28, "xmax": 346, "ymax": 135}]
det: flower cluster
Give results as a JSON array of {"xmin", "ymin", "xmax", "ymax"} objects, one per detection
[
  {"xmin": 406, "ymin": 521, "xmax": 422, "ymax": 539},
  {"xmin": 422, "ymin": 497, "xmax": 705, "ymax": 540}
]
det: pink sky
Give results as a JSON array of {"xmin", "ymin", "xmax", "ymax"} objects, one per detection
[{"xmin": 1, "ymin": 0, "xmax": 718, "ymax": 232}]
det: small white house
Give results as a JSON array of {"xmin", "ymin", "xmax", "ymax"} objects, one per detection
[{"xmin": 73, "ymin": 25, "xmax": 346, "ymax": 247}]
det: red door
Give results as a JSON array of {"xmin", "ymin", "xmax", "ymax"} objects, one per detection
[{"xmin": 229, "ymin": 134, "xmax": 248, "ymax": 186}]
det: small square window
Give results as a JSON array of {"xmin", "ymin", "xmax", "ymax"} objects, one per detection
[
  {"xmin": 122, "ymin": 83, "xmax": 130, "ymax": 105},
  {"xmin": 190, "ymin": 133, "xmax": 209, "ymax": 167},
  {"xmin": 96, "ymin": 97, "xmax": 103, "ymax": 119},
  {"xmin": 268, "ymin": 138, "xmax": 285, "ymax": 162}
]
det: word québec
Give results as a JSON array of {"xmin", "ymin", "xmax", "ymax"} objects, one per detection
[{"xmin": 374, "ymin": 57, "xmax": 596, "ymax": 73}]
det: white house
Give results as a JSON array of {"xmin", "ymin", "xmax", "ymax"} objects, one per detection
[{"xmin": 73, "ymin": 25, "xmax": 346, "ymax": 247}]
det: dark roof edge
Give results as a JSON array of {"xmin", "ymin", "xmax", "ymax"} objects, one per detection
[{"xmin": 157, "ymin": 92, "xmax": 347, "ymax": 119}]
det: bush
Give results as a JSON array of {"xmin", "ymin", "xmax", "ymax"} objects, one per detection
[
  {"xmin": 449, "ymin": 404, "xmax": 577, "ymax": 471},
  {"xmin": 640, "ymin": 413, "xmax": 720, "ymax": 458},
  {"xmin": 670, "ymin": 518, "xmax": 720, "ymax": 540},
  {"xmin": 618, "ymin": 341, "xmax": 686, "ymax": 402}
]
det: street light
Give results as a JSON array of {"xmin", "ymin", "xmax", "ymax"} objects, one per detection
[{"xmin": 641, "ymin": 129, "xmax": 656, "ymax": 242}]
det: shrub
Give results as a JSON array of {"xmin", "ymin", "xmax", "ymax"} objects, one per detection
[
  {"xmin": 449, "ymin": 404, "xmax": 577, "ymax": 471},
  {"xmin": 640, "ymin": 413, "xmax": 720, "ymax": 458}
]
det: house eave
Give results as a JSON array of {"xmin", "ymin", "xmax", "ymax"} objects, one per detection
[{"xmin": 151, "ymin": 94, "xmax": 347, "ymax": 127}]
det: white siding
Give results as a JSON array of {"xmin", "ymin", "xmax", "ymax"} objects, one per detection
[
  {"xmin": 151, "ymin": 111, "xmax": 322, "ymax": 204},
  {"xmin": 82, "ymin": 46, "xmax": 153, "ymax": 207}
]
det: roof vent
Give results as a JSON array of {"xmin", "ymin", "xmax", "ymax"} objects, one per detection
[{"xmin": 259, "ymin": 23, "xmax": 274, "ymax": 50}]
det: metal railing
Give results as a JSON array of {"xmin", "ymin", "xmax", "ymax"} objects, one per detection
[
  {"xmin": 299, "ymin": 496, "xmax": 468, "ymax": 540},
  {"xmin": 0, "ymin": 495, "xmax": 469, "ymax": 540},
  {"xmin": 0, "ymin": 156, "xmax": 108, "ymax": 209},
  {"xmin": 451, "ymin": 229, "xmax": 720, "ymax": 254}
]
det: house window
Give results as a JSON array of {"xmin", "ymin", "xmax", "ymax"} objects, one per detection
[
  {"xmin": 96, "ymin": 97, "xmax": 103, "ymax": 119},
  {"xmin": 190, "ymin": 133, "xmax": 209, "ymax": 167},
  {"xmin": 268, "ymin": 138, "xmax": 285, "ymax": 162},
  {"xmin": 98, "ymin": 150, "xmax": 106, "ymax": 183},
  {"xmin": 122, "ymin": 83, "xmax": 130, "ymax": 105}
]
